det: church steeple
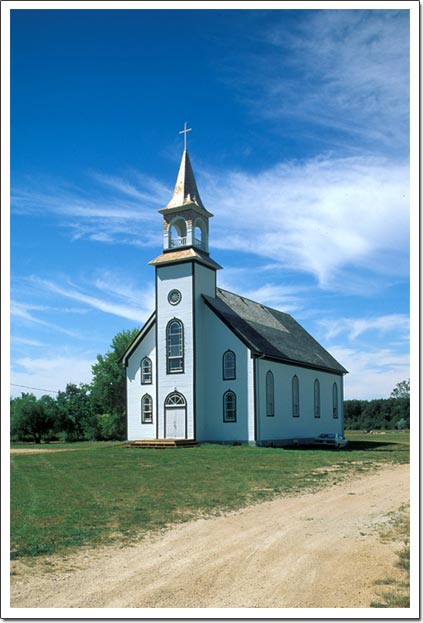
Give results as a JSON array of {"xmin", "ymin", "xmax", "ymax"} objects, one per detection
[
  {"xmin": 163, "ymin": 149, "xmax": 206, "ymax": 211},
  {"xmin": 158, "ymin": 125, "xmax": 213, "ymax": 254}
]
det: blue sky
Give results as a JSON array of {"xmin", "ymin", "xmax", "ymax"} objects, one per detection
[{"xmin": 7, "ymin": 4, "xmax": 413, "ymax": 400}]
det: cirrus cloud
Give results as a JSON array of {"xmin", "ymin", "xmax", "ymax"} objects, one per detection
[{"xmin": 201, "ymin": 155, "xmax": 409, "ymax": 291}]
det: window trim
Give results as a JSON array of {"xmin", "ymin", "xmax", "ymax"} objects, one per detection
[
  {"xmin": 222, "ymin": 349, "xmax": 236, "ymax": 380},
  {"xmin": 223, "ymin": 390, "xmax": 237, "ymax": 423},
  {"xmin": 164, "ymin": 391, "xmax": 187, "ymax": 408},
  {"xmin": 141, "ymin": 356, "xmax": 152, "ymax": 385},
  {"xmin": 292, "ymin": 375, "xmax": 300, "ymax": 418},
  {"xmin": 166, "ymin": 318, "xmax": 184, "ymax": 374},
  {"xmin": 141, "ymin": 394, "xmax": 153, "ymax": 424},
  {"xmin": 314, "ymin": 379, "xmax": 321, "ymax": 418},
  {"xmin": 266, "ymin": 370, "xmax": 275, "ymax": 416}
]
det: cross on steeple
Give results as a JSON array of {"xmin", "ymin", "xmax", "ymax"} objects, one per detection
[{"xmin": 179, "ymin": 122, "xmax": 192, "ymax": 151}]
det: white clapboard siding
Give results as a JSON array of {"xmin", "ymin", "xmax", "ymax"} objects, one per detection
[{"xmin": 126, "ymin": 325, "xmax": 156, "ymax": 441}]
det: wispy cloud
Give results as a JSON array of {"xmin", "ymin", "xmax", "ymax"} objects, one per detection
[
  {"xmin": 11, "ymin": 301, "xmax": 80, "ymax": 337},
  {"xmin": 202, "ymin": 155, "xmax": 409, "ymax": 291},
  {"xmin": 240, "ymin": 10, "xmax": 409, "ymax": 155},
  {"xmin": 92, "ymin": 272, "xmax": 153, "ymax": 308},
  {"xmin": 12, "ymin": 150, "xmax": 409, "ymax": 295},
  {"xmin": 219, "ymin": 268, "xmax": 307, "ymax": 312},
  {"xmin": 11, "ymin": 354, "xmax": 95, "ymax": 397},
  {"xmin": 11, "ymin": 336, "xmax": 44, "ymax": 347},
  {"xmin": 10, "ymin": 271, "xmax": 157, "ymax": 397},
  {"xmin": 29, "ymin": 274, "xmax": 154, "ymax": 324},
  {"xmin": 90, "ymin": 171, "xmax": 168, "ymax": 205},
  {"xmin": 11, "ymin": 170, "xmax": 166, "ymax": 247},
  {"xmin": 318, "ymin": 314, "xmax": 410, "ymax": 342},
  {"xmin": 329, "ymin": 344, "xmax": 409, "ymax": 400}
]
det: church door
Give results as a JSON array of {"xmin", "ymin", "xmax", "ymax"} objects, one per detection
[{"xmin": 164, "ymin": 392, "xmax": 187, "ymax": 439}]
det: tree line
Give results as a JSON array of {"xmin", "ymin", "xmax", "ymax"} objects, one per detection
[
  {"xmin": 11, "ymin": 333, "xmax": 410, "ymax": 443},
  {"xmin": 344, "ymin": 380, "xmax": 410, "ymax": 431},
  {"xmin": 10, "ymin": 329, "xmax": 139, "ymax": 443}
]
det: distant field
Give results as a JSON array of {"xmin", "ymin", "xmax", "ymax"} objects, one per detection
[{"xmin": 10, "ymin": 431, "xmax": 409, "ymax": 559}]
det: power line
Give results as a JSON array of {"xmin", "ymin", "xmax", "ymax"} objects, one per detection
[{"xmin": 11, "ymin": 383, "xmax": 58, "ymax": 394}]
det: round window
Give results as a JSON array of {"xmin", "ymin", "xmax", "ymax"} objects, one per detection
[{"xmin": 168, "ymin": 289, "xmax": 182, "ymax": 306}]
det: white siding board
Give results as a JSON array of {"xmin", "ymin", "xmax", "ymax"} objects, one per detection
[
  {"xmin": 201, "ymin": 305, "xmax": 250, "ymax": 442},
  {"xmin": 126, "ymin": 324, "xmax": 156, "ymax": 441}
]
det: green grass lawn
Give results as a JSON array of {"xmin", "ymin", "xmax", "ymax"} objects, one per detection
[{"xmin": 10, "ymin": 431, "xmax": 409, "ymax": 559}]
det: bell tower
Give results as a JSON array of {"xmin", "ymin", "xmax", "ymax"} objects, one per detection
[
  {"xmin": 149, "ymin": 125, "xmax": 221, "ymax": 440},
  {"xmin": 159, "ymin": 124, "xmax": 213, "ymax": 255}
]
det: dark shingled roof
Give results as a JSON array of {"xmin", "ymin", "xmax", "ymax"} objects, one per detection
[{"xmin": 203, "ymin": 288, "xmax": 347, "ymax": 375}]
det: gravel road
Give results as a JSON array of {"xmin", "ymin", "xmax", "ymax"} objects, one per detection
[{"xmin": 10, "ymin": 463, "xmax": 409, "ymax": 609}]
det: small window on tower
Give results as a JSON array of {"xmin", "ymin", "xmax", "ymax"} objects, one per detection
[
  {"xmin": 194, "ymin": 219, "xmax": 206, "ymax": 251},
  {"xmin": 168, "ymin": 289, "xmax": 182, "ymax": 306},
  {"xmin": 166, "ymin": 319, "xmax": 184, "ymax": 374},
  {"xmin": 169, "ymin": 218, "xmax": 187, "ymax": 249}
]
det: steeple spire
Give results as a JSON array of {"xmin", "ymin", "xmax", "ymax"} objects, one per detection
[{"xmin": 163, "ymin": 147, "xmax": 205, "ymax": 211}]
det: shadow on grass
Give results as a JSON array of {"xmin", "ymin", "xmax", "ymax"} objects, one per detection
[
  {"xmin": 282, "ymin": 440, "xmax": 397, "ymax": 452},
  {"xmin": 347, "ymin": 440, "xmax": 398, "ymax": 451}
]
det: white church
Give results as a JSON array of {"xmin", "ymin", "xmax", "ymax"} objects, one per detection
[{"xmin": 122, "ymin": 134, "xmax": 347, "ymax": 446}]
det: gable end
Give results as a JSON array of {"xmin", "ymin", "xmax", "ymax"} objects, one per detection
[{"xmin": 120, "ymin": 312, "xmax": 156, "ymax": 366}]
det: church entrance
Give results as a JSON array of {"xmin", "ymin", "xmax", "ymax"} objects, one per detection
[{"xmin": 164, "ymin": 392, "xmax": 187, "ymax": 439}]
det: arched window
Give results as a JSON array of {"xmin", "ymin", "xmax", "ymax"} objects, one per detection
[
  {"xmin": 169, "ymin": 218, "xmax": 187, "ymax": 249},
  {"xmin": 223, "ymin": 350, "xmax": 236, "ymax": 380},
  {"xmin": 194, "ymin": 219, "xmax": 206, "ymax": 251},
  {"xmin": 223, "ymin": 390, "xmax": 237, "ymax": 423},
  {"xmin": 141, "ymin": 357, "xmax": 152, "ymax": 384},
  {"xmin": 165, "ymin": 391, "xmax": 186, "ymax": 407},
  {"xmin": 333, "ymin": 383, "xmax": 339, "ymax": 418},
  {"xmin": 292, "ymin": 375, "xmax": 300, "ymax": 417},
  {"xmin": 314, "ymin": 379, "xmax": 320, "ymax": 418},
  {"xmin": 166, "ymin": 319, "xmax": 184, "ymax": 373},
  {"xmin": 266, "ymin": 371, "xmax": 275, "ymax": 416},
  {"xmin": 141, "ymin": 394, "xmax": 153, "ymax": 424}
]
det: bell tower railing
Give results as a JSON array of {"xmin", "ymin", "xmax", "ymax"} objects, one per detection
[{"xmin": 170, "ymin": 236, "xmax": 187, "ymax": 248}]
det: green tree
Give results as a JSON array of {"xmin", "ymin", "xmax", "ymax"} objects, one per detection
[
  {"xmin": 10, "ymin": 393, "xmax": 57, "ymax": 443},
  {"xmin": 90, "ymin": 328, "xmax": 139, "ymax": 440},
  {"xmin": 344, "ymin": 396, "xmax": 409, "ymax": 431},
  {"xmin": 343, "ymin": 399, "xmax": 364, "ymax": 429},
  {"xmin": 37, "ymin": 394, "xmax": 60, "ymax": 440},
  {"xmin": 96, "ymin": 413, "xmax": 118, "ymax": 440},
  {"xmin": 390, "ymin": 379, "xmax": 410, "ymax": 399},
  {"xmin": 396, "ymin": 417, "xmax": 407, "ymax": 430},
  {"xmin": 56, "ymin": 383, "xmax": 96, "ymax": 441}
]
